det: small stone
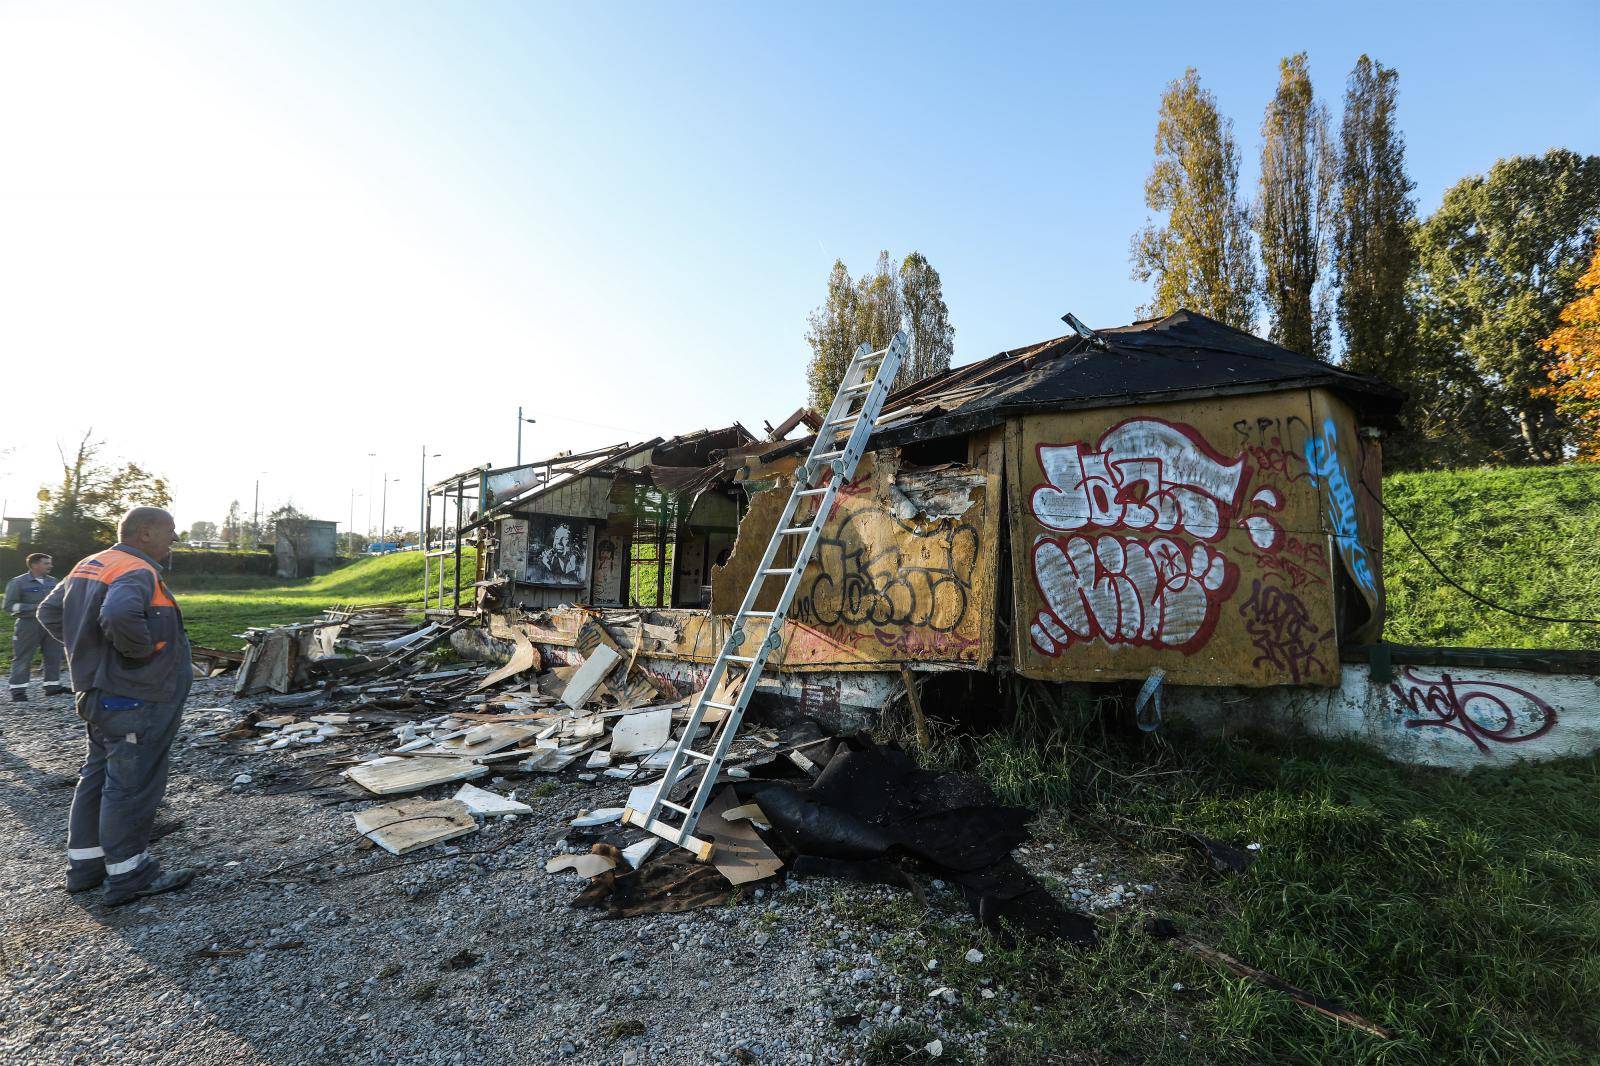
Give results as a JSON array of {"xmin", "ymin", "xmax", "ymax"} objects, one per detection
[{"xmin": 964, "ymin": 948, "xmax": 984, "ymax": 964}]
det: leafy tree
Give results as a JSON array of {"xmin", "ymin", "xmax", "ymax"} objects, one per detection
[
  {"xmin": 804, "ymin": 260, "xmax": 860, "ymax": 409},
  {"xmin": 805, "ymin": 250, "xmax": 956, "ymax": 408},
  {"xmin": 222, "ymin": 500, "xmax": 244, "ymax": 548},
  {"xmin": 900, "ymin": 251, "xmax": 955, "ymax": 383},
  {"xmin": 1256, "ymin": 54, "xmax": 1336, "ymax": 360},
  {"xmin": 1413, "ymin": 150, "xmax": 1600, "ymax": 463},
  {"xmin": 1539, "ymin": 236, "xmax": 1600, "ymax": 459},
  {"xmin": 1334, "ymin": 56, "xmax": 1417, "ymax": 386},
  {"xmin": 188, "ymin": 519, "xmax": 219, "ymax": 542},
  {"xmin": 33, "ymin": 431, "xmax": 172, "ymax": 567},
  {"xmin": 1131, "ymin": 68, "xmax": 1257, "ymax": 329}
]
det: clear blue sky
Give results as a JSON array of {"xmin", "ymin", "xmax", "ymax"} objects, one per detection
[{"xmin": 1, "ymin": 1, "xmax": 1595, "ymax": 532}]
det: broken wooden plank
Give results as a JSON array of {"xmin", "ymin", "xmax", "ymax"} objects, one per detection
[
  {"xmin": 1175, "ymin": 936, "xmax": 1395, "ymax": 1039},
  {"xmin": 435, "ymin": 722, "xmax": 540, "ymax": 757},
  {"xmin": 355, "ymin": 798, "xmax": 477, "ymax": 855},
  {"xmin": 561, "ymin": 643, "xmax": 621, "ymax": 708},
  {"xmin": 475, "ymin": 632, "xmax": 542, "ymax": 692},
  {"xmin": 545, "ymin": 852, "xmax": 617, "ymax": 878},
  {"xmin": 702, "ymin": 786, "xmax": 782, "ymax": 885},
  {"xmin": 345, "ymin": 755, "xmax": 488, "ymax": 796},
  {"xmin": 452, "ymin": 782, "xmax": 532, "ymax": 816}
]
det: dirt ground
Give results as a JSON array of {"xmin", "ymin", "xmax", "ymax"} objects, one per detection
[{"xmin": 0, "ymin": 677, "xmax": 1092, "ymax": 1065}]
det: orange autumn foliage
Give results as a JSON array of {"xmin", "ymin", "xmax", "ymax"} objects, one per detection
[{"xmin": 1540, "ymin": 236, "xmax": 1600, "ymax": 460}]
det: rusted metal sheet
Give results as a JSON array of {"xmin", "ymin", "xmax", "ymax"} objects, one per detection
[
  {"xmin": 1008, "ymin": 391, "xmax": 1361, "ymax": 687},
  {"xmin": 710, "ymin": 432, "xmax": 1003, "ymax": 669}
]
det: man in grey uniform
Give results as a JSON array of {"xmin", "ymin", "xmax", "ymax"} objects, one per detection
[
  {"xmin": 38, "ymin": 507, "xmax": 195, "ymax": 904},
  {"xmin": 6, "ymin": 552, "xmax": 66, "ymax": 700}
]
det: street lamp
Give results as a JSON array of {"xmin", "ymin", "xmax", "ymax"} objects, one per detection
[
  {"xmin": 378, "ymin": 475, "xmax": 402, "ymax": 548},
  {"xmin": 516, "ymin": 407, "xmax": 537, "ymax": 465},
  {"xmin": 366, "ymin": 452, "xmax": 377, "ymax": 538},
  {"xmin": 348, "ymin": 489, "xmax": 364, "ymax": 556},
  {"xmin": 252, "ymin": 471, "xmax": 269, "ymax": 547}
]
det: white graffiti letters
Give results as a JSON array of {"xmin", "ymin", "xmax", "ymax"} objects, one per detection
[
  {"xmin": 1032, "ymin": 420, "xmax": 1245, "ymax": 541},
  {"xmin": 1031, "ymin": 534, "xmax": 1231, "ymax": 653},
  {"xmin": 1029, "ymin": 418, "xmax": 1249, "ymax": 657}
]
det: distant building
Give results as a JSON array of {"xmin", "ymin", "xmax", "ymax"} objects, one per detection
[
  {"xmin": 3, "ymin": 517, "xmax": 32, "ymax": 542},
  {"xmin": 275, "ymin": 519, "xmax": 339, "ymax": 578}
]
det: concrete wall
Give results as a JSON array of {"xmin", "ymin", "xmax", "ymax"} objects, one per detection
[{"xmin": 1166, "ymin": 661, "xmax": 1600, "ymax": 769}]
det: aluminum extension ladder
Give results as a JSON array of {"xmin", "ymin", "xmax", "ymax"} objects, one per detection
[{"xmin": 622, "ymin": 332, "xmax": 907, "ymax": 858}]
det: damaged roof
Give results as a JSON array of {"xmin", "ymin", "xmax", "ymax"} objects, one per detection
[{"xmin": 863, "ymin": 309, "xmax": 1408, "ymax": 449}]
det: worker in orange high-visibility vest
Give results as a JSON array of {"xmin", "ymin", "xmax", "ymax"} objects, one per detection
[{"xmin": 38, "ymin": 507, "xmax": 196, "ymax": 905}]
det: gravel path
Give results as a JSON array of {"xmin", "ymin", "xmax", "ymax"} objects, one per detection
[{"xmin": 0, "ymin": 678, "xmax": 927, "ymax": 1065}]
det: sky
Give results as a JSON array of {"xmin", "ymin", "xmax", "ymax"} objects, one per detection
[{"xmin": 1, "ymin": 1, "xmax": 1596, "ymax": 539}]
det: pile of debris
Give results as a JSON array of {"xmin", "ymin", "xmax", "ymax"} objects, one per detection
[
  {"xmin": 229, "ymin": 606, "xmax": 469, "ymax": 695},
  {"xmin": 219, "ymin": 609, "xmax": 1098, "ymax": 944}
]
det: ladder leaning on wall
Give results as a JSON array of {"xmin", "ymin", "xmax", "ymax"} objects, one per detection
[{"xmin": 621, "ymin": 332, "xmax": 908, "ymax": 858}]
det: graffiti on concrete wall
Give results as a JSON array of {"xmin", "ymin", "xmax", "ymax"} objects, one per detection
[
  {"xmin": 1388, "ymin": 667, "xmax": 1559, "ymax": 751},
  {"xmin": 1027, "ymin": 417, "xmax": 1290, "ymax": 657}
]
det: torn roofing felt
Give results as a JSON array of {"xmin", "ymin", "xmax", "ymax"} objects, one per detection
[
  {"xmin": 763, "ymin": 309, "xmax": 1408, "ymax": 462},
  {"xmin": 745, "ymin": 738, "xmax": 1098, "ymax": 946}
]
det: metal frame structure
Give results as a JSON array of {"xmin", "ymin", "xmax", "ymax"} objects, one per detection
[
  {"xmin": 423, "ymin": 464, "xmax": 490, "ymax": 614},
  {"xmin": 623, "ymin": 333, "xmax": 907, "ymax": 857}
]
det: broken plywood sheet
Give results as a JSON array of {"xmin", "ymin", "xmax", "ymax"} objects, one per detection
[
  {"xmin": 452, "ymin": 782, "xmax": 532, "ymax": 816},
  {"xmin": 476, "ymin": 632, "xmax": 542, "ymax": 691},
  {"xmin": 561, "ymin": 643, "xmax": 621, "ymax": 708},
  {"xmin": 546, "ymin": 851, "xmax": 617, "ymax": 878},
  {"xmin": 436, "ymin": 722, "xmax": 541, "ymax": 757},
  {"xmin": 610, "ymin": 706, "xmax": 672, "ymax": 757},
  {"xmin": 355, "ymin": 798, "xmax": 477, "ymax": 855},
  {"xmin": 346, "ymin": 755, "xmax": 488, "ymax": 796},
  {"xmin": 702, "ymin": 786, "xmax": 782, "ymax": 885}
]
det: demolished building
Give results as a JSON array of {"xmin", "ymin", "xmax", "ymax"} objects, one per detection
[{"xmin": 422, "ymin": 310, "xmax": 1599, "ymax": 769}]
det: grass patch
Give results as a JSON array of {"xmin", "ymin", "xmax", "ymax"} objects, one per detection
[
  {"xmin": 891, "ymin": 692, "xmax": 1600, "ymax": 1065},
  {"xmin": 1384, "ymin": 463, "xmax": 1600, "ymax": 650}
]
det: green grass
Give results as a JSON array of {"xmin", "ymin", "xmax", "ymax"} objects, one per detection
[
  {"xmin": 0, "ymin": 550, "xmax": 475, "ymax": 658},
  {"xmin": 872, "ymin": 692, "xmax": 1600, "ymax": 1064},
  {"xmin": 1383, "ymin": 463, "xmax": 1600, "ymax": 650}
]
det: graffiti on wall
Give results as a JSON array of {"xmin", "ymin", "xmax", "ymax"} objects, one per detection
[
  {"xmin": 1027, "ymin": 417, "xmax": 1291, "ymax": 656},
  {"xmin": 1237, "ymin": 578, "xmax": 1326, "ymax": 683},
  {"xmin": 1304, "ymin": 418, "xmax": 1376, "ymax": 595},
  {"xmin": 1388, "ymin": 667, "xmax": 1558, "ymax": 751},
  {"xmin": 792, "ymin": 506, "xmax": 979, "ymax": 637}
]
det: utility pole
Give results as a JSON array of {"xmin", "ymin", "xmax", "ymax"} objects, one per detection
[
  {"xmin": 517, "ymin": 408, "xmax": 537, "ymax": 465},
  {"xmin": 348, "ymin": 489, "xmax": 358, "ymax": 555},
  {"xmin": 380, "ymin": 474, "xmax": 389, "ymax": 548}
]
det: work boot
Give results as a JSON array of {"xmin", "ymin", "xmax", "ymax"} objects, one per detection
[
  {"xmin": 66, "ymin": 863, "xmax": 107, "ymax": 893},
  {"xmin": 103, "ymin": 864, "xmax": 196, "ymax": 908},
  {"xmin": 43, "ymin": 684, "xmax": 69, "ymax": 697},
  {"xmin": 9, "ymin": 688, "xmax": 26, "ymax": 703}
]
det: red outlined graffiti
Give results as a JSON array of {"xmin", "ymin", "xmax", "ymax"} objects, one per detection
[
  {"xmin": 1028, "ymin": 417, "xmax": 1249, "ymax": 656},
  {"xmin": 1237, "ymin": 579, "xmax": 1326, "ymax": 683},
  {"xmin": 1030, "ymin": 534, "xmax": 1239, "ymax": 654},
  {"xmin": 1388, "ymin": 668, "xmax": 1558, "ymax": 751},
  {"xmin": 871, "ymin": 627, "xmax": 981, "ymax": 660}
]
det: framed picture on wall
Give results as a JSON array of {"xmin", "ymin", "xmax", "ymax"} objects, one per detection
[{"xmin": 523, "ymin": 515, "xmax": 591, "ymax": 587}]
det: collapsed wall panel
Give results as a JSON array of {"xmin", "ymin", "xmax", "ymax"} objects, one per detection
[
  {"xmin": 1007, "ymin": 390, "xmax": 1370, "ymax": 687},
  {"xmin": 709, "ymin": 430, "xmax": 1004, "ymax": 670}
]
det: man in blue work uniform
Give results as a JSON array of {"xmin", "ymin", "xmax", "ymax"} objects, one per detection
[
  {"xmin": 5, "ymin": 552, "xmax": 66, "ymax": 700},
  {"xmin": 38, "ymin": 507, "xmax": 196, "ymax": 904}
]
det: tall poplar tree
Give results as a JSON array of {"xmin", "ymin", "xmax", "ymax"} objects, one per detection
[
  {"xmin": 1334, "ymin": 56, "xmax": 1416, "ymax": 381},
  {"xmin": 1256, "ymin": 54, "xmax": 1336, "ymax": 359},
  {"xmin": 804, "ymin": 260, "xmax": 860, "ymax": 410},
  {"xmin": 1131, "ymin": 68, "xmax": 1257, "ymax": 329},
  {"xmin": 900, "ymin": 251, "xmax": 955, "ymax": 383},
  {"xmin": 804, "ymin": 251, "xmax": 955, "ymax": 409}
]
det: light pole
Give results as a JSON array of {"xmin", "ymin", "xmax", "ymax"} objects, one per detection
[
  {"xmin": 516, "ymin": 407, "xmax": 537, "ymax": 465},
  {"xmin": 347, "ymin": 489, "xmax": 362, "ymax": 555},
  {"xmin": 420, "ymin": 445, "xmax": 440, "ymax": 546},
  {"xmin": 379, "ymin": 476, "xmax": 402, "ymax": 548},
  {"xmin": 252, "ymin": 471, "xmax": 269, "ymax": 548},
  {"xmin": 366, "ymin": 453, "xmax": 377, "ymax": 538}
]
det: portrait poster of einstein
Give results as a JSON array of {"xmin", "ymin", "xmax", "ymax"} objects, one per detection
[{"xmin": 523, "ymin": 515, "xmax": 591, "ymax": 587}]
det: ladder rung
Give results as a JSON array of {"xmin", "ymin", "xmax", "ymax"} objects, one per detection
[
  {"xmin": 761, "ymin": 567, "xmax": 796, "ymax": 576},
  {"xmin": 704, "ymin": 700, "xmax": 738, "ymax": 711},
  {"xmin": 742, "ymin": 610, "xmax": 777, "ymax": 618},
  {"xmin": 858, "ymin": 350, "xmax": 887, "ymax": 363},
  {"xmin": 622, "ymin": 811, "xmax": 715, "ymax": 861},
  {"xmin": 780, "ymin": 526, "xmax": 813, "ymax": 535},
  {"xmin": 682, "ymin": 748, "xmax": 715, "ymax": 762},
  {"xmin": 727, "ymin": 654, "xmax": 757, "ymax": 664},
  {"xmin": 796, "ymin": 487, "xmax": 830, "ymax": 497},
  {"xmin": 827, "ymin": 414, "xmax": 861, "ymax": 428},
  {"xmin": 660, "ymin": 799, "xmax": 692, "ymax": 817},
  {"xmin": 840, "ymin": 381, "xmax": 874, "ymax": 395},
  {"xmin": 815, "ymin": 450, "xmax": 845, "ymax": 460}
]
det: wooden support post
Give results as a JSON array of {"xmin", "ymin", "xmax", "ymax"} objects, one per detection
[{"xmin": 899, "ymin": 665, "xmax": 931, "ymax": 750}]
